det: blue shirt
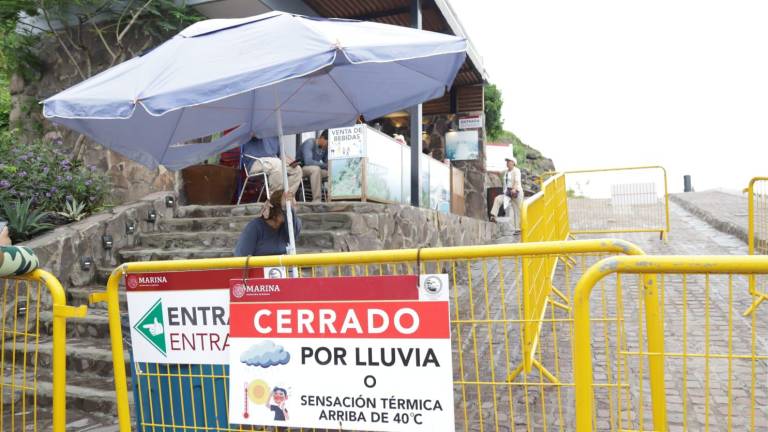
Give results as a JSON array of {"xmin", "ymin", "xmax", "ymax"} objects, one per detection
[
  {"xmin": 233, "ymin": 216, "xmax": 302, "ymax": 256},
  {"xmin": 299, "ymin": 138, "xmax": 327, "ymax": 169}
]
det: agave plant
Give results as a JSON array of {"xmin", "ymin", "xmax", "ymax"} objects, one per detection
[
  {"xmin": 0, "ymin": 199, "xmax": 53, "ymax": 242},
  {"xmin": 57, "ymin": 198, "xmax": 88, "ymax": 222}
]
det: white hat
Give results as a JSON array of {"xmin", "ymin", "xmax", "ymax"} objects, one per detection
[{"xmin": 505, "ymin": 154, "xmax": 517, "ymax": 164}]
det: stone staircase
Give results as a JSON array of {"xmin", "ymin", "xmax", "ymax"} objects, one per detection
[
  {"xmin": 40, "ymin": 202, "xmax": 369, "ymax": 428},
  {"xmin": 15, "ymin": 201, "xmax": 494, "ymax": 429}
]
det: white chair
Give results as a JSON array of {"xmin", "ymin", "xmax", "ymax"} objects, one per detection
[{"xmin": 237, "ymin": 155, "xmax": 270, "ymax": 205}]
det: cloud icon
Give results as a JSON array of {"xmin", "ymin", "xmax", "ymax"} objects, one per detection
[{"xmin": 240, "ymin": 341, "xmax": 290, "ymax": 368}]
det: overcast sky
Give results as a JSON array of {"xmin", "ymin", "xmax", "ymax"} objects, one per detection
[{"xmin": 450, "ymin": 0, "xmax": 768, "ymax": 192}]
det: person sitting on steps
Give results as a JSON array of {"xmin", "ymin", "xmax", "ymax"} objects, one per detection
[{"xmin": 233, "ymin": 191, "xmax": 302, "ymax": 257}]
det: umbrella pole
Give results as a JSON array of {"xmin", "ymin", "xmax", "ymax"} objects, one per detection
[{"xmin": 274, "ymin": 89, "xmax": 298, "ymax": 263}]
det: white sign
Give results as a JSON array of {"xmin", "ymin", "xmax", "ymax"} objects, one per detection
[
  {"xmin": 445, "ymin": 130, "xmax": 479, "ymax": 161},
  {"xmin": 458, "ymin": 115, "xmax": 483, "ymax": 130},
  {"xmin": 329, "ymin": 125, "xmax": 365, "ymax": 159},
  {"xmin": 126, "ymin": 267, "xmax": 285, "ymax": 364},
  {"xmin": 228, "ymin": 274, "xmax": 455, "ymax": 431},
  {"xmin": 128, "ymin": 289, "xmax": 230, "ymax": 364}
]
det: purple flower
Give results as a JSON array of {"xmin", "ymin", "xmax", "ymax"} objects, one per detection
[
  {"xmin": 42, "ymin": 167, "xmax": 49, "ymax": 175},
  {"xmin": 45, "ymin": 192, "xmax": 51, "ymax": 197},
  {"xmin": 18, "ymin": 171, "xmax": 27, "ymax": 177},
  {"xmin": 66, "ymin": 175, "xmax": 72, "ymax": 181},
  {"xmin": 50, "ymin": 186, "xmax": 58, "ymax": 193},
  {"xmin": 85, "ymin": 179, "xmax": 92, "ymax": 186},
  {"xmin": 19, "ymin": 155, "xmax": 28, "ymax": 161},
  {"xmin": 0, "ymin": 180, "xmax": 9, "ymax": 189},
  {"xmin": 88, "ymin": 165, "xmax": 97, "ymax": 172},
  {"xmin": 65, "ymin": 195, "xmax": 73, "ymax": 201}
]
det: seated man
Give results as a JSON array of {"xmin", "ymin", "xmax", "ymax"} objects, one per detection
[
  {"xmin": 233, "ymin": 191, "xmax": 302, "ymax": 257},
  {"xmin": 242, "ymin": 135, "xmax": 302, "ymax": 196},
  {"xmin": 298, "ymin": 130, "xmax": 329, "ymax": 203}
]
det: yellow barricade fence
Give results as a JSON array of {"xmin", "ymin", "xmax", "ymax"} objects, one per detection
[
  {"xmin": 96, "ymin": 239, "xmax": 647, "ymax": 432},
  {"xmin": 545, "ymin": 166, "xmax": 670, "ymax": 240},
  {"xmin": 744, "ymin": 177, "xmax": 768, "ymax": 315},
  {"xmin": 520, "ymin": 173, "xmax": 571, "ymax": 377},
  {"xmin": 573, "ymin": 255, "xmax": 768, "ymax": 431},
  {"xmin": 0, "ymin": 270, "xmax": 87, "ymax": 432}
]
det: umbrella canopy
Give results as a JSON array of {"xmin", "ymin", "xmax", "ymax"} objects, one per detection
[{"xmin": 43, "ymin": 11, "xmax": 467, "ymax": 171}]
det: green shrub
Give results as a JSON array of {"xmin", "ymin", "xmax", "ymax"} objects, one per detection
[
  {"xmin": 0, "ymin": 130, "xmax": 110, "ymax": 213},
  {"xmin": 0, "ymin": 199, "xmax": 53, "ymax": 242}
]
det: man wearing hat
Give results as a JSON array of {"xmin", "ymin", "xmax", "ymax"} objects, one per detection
[{"xmin": 490, "ymin": 153, "xmax": 523, "ymax": 233}]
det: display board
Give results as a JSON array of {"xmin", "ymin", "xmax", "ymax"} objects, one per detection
[
  {"xmin": 329, "ymin": 125, "xmax": 365, "ymax": 159},
  {"xmin": 228, "ymin": 275, "xmax": 455, "ymax": 431},
  {"xmin": 445, "ymin": 130, "xmax": 479, "ymax": 161},
  {"xmin": 126, "ymin": 267, "xmax": 284, "ymax": 365},
  {"xmin": 428, "ymin": 158, "xmax": 451, "ymax": 213},
  {"xmin": 366, "ymin": 129, "xmax": 404, "ymax": 203},
  {"xmin": 327, "ymin": 125, "xmax": 452, "ymax": 212}
]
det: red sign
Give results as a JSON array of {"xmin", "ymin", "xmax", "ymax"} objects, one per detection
[{"xmin": 228, "ymin": 274, "xmax": 455, "ymax": 431}]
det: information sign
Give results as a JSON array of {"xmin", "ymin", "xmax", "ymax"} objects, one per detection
[{"xmin": 228, "ymin": 275, "xmax": 455, "ymax": 431}]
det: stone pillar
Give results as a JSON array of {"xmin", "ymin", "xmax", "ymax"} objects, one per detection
[{"xmin": 451, "ymin": 121, "xmax": 487, "ymax": 220}]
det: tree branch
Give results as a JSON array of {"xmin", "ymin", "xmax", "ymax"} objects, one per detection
[
  {"xmin": 91, "ymin": 22, "xmax": 117, "ymax": 61},
  {"xmin": 117, "ymin": 0, "xmax": 153, "ymax": 44},
  {"xmin": 115, "ymin": 0, "xmax": 136, "ymax": 43},
  {"xmin": 39, "ymin": 1, "xmax": 86, "ymax": 80}
]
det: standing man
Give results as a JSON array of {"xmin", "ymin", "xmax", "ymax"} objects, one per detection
[
  {"xmin": 242, "ymin": 135, "xmax": 303, "ymax": 196},
  {"xmin": 298, "ymin": 130, "xmax": 329, "ymax": 203},
  {"xmin": 490, "ymin": 154, "xmax": 524, "ymax": 233}
]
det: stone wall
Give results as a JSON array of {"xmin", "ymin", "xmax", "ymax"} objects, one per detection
[
  {"xmin": 291, "ymin": 202, "xmax": 500, "ymax": 251},
  {"xmin": 10, "ymin": 29, "xmax": 176, "ymax": 205},
  {"xmin": 180, "ymin": 201, "xmax": 501, "ymax": 252},
  {"xmin": 20, "ymin": 192, "xmax": 176, "ymax": 287},
  {"xmin": 424, "ymin": 112, "xmax": 488, "ymax": 220}
]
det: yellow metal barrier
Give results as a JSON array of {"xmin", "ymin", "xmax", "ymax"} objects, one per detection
[
  {"xmin": 573, "ymin": 255, "xmax": 768, "ymax": 431},
  {"xmin": 546, "ymin": 165, "xmax": 670, "ymax": 240},
  {"xmin": 97, "ymin": 239, "xmax": 647, "ymax": 432},
  {"xmin": 0, "ymin": 270, "xmax": 87, "ymax": 432},
  {"xmin": 743, "ymin": 177, "xmax": 768, "ymax": 315},
  {"xmin": 520, "ymin": 173, "xmax": 571, "ymax": 378}
]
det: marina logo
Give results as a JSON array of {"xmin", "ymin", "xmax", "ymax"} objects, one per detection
[
  {"xmin": 234, "ymin": 283, "xmax": 281, "ymax": 299},
  {"xmin": 127, "ymin": 274, "xmax": 169, "ymax": 289},
  {"xmin": 232, "ymin": 282, "xmax": 246, "ymax": 299}
]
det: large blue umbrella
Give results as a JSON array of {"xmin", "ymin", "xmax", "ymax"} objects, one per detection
[{"xmin": 43, "ymin": 11, "xmax": 467, "ymax": 255}]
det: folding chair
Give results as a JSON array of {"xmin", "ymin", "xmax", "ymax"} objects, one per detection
[{"xmin": 237, "ymin": 154, "xmax": 270, "ymax": 205}]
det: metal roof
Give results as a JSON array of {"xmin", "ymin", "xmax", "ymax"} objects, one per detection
[{"xmin": 303, "ymin": 0, "xmax": 488, "ymax": 85}]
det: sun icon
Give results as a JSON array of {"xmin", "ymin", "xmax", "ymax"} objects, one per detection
[{"xmin": 247, "ymin": 379, "xmax": 270, "ymax": 405}]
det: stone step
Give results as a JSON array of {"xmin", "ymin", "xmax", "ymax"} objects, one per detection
[
  {"xmin": 2, "ymin": 337, "xmax": 129, "ymax": 378},
  {"xmin": 137, "ymin": 229, "xmax": 341, "ymax": 250},
  {"xmin": 156, "ymin": 212, "xmax": 357, "ymax": 233},
  {"xmin": 3, "ymin": 403, "xmax": 121, "ymax": 431},
  {"xmin": 38, "ymin": 308, "xmax": 112, "ymax": 340},
  {"xmin": 118, "ymin": 246, "xmax": 333, "ymax": 263},
  {"xmin": 175, "ymin": 202, "xmax": 384, "ymax": 218},
  {"xmin": 67, "ymin": 286, "xmax": 126, "ymax": 311},
  {"xmin": 1, "ymin": 367, "xmax": 124, "ymax": 415}
]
